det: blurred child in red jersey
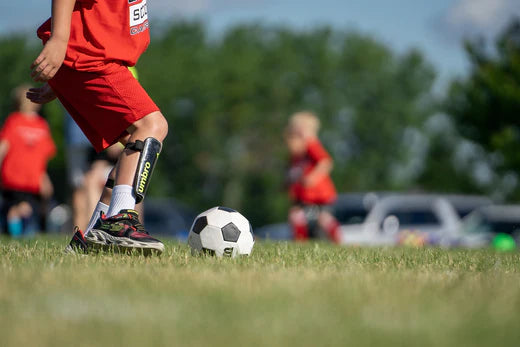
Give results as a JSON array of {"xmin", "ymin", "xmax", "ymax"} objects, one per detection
[
  {"xmin": 285, "ymin": 111, "xmax": 341, "ymax": 243},
  {"xmin": 27, "ymin": 0, "xmax": 168, "ymax": 254},
  {"xmin": 0, "ymin": 85, "xmax": 56, "ymax": 237}
]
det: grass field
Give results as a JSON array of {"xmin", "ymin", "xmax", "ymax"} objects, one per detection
[{"xmin": 1, "ymin": 236, "xmax": 520, "ymax": 347}]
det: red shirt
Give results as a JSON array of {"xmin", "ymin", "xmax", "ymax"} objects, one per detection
[
  {"xmin": 0, "ymin": 112, "xmax": 56, "ymax": 194},
  {"xmin": 289, "ymin": 138, "xmax": 337, "ymax": 205},
  {"xmin": 37, "ymin": 0, "xmax": 150, "ymax": 72}
]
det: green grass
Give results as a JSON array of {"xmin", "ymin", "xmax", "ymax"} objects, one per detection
[{"xmin": 1, "ymin": 236, "xmax": 520, "ymax": 347}]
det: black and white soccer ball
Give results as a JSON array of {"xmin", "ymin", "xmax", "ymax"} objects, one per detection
[{"xmin": 188, "ymin": 207, "xmax": 255, "ymax": 257}]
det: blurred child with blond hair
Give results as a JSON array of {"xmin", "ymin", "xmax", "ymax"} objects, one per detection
[{"xmin": 285, "ymin": 111, "xmax": 340, "ymax": 243}]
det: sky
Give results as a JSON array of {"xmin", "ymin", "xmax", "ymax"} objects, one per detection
[{"xmin": 2, "ymin": 0, "xmax": 520, "ymax": 90}]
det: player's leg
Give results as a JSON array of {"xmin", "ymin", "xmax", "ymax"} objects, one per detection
[
  {"xmin": 71, "ymin": 186, "xmax": 88, "ymax": 231},
  {"xmin": 19, "ymin": 199, "xmax": 38, "ymax": 237},
  {"xmin": 289, "ymin": 205, "xmax": 310, "ymax": 241},
  {"xmin": 106, "ymin": 112, "xmax": 167, "ymax": 215},
  {"xmin": 65, "ymin": 165, "xmax": 114, "ymax": 253},
  {"xmin": 65, "ymin": 156, "xmax": 116, "ymax": 253},
  {"xmin": 50, "ymin": 65, "xmax": 166, "ymax": 254},
  {"xmin": 83, "ymin": 151, "xmax": 145, "ymax": 232},
  {"xmin": 85, "ymin": 112, "xmax": 168, "ymax": 254},
  {"xmin": 84, "ymin": 143, "xmax": 125, "ymax": 226},
  {"xmin": 85, "ymin": 163, "xmax": 116, "ymax": 230},
  {"xmin": 303, "ymin": 205, "xmax": 322, "ymax": 239},
  {"xmin": 83, "ymin": 143, "xmax": 125, "ymax": 234},
  {"xmin": 66, "ymin": 143, "xmax": 91, "ymax": 232},
  {"xmin": 66, "ymin": 132, "xmax": 159, "ymax": 253},
  {"xmin": 10, "ymin": 200, "xmax": 34, "ymax": 237},
  {"xmin": 317, "ymin": 209, "xmax": 341, "ymax": 244},
  {"xmin": 6, "ymin": 203, "xmax": 25, "ymax": 238},
  {"xmin": 2, "ymin": 191, "xmax": 33, "ymax": 238}
]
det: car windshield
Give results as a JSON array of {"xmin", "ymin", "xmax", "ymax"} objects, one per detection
[
  {"xmin": 334, "ymin": 208, "xmax": 367, "ymax": 225},
  {"xmin": 456, "ymin": 207, "xmax": 480, "ymax": 218},
  {"xmin": 484, "ymin": 219, "xmax": 520, "ymax": 235},
  {"xmin": 386, "ymin": 210, "xmax": 440, "ymax": 227}
]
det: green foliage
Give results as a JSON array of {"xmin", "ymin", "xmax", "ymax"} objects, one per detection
[
  {"xmin": 0, "ymin": 35, "xmax": 37, "ymax": 117},
  {"xmin": 447, "ymin": 19, "xmax": 520, "ymax": 199}
]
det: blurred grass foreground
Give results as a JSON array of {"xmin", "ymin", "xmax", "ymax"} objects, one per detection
[{"xmin": 1, "ymin": 236, "xmax": 520, "ymax": 347}]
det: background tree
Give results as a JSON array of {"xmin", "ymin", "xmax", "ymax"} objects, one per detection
[{"xmin": 447, "ymin": 18, "xmax": 520, "ymax": 201}]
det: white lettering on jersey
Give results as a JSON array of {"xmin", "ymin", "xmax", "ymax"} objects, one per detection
[{"xmin": 129, "ymin": 0, "xmax": 149, "ymax": 35}]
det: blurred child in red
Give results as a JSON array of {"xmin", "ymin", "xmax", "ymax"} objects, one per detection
[
  {"xmin": 0, "ymin": 84, "xmax": 56, "ymax": 237},
  {"xmin": 285, "ymin": 111, "xmax": 341, "ymax": 243}
]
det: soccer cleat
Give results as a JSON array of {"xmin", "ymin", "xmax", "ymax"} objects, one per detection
[
  {"xmin": 85, "ymin": 209, "xmax": 164, "ymax": 255},
  {"xmin": 64, "ymin": 227, "xmax": 89, "ymax": 254}
]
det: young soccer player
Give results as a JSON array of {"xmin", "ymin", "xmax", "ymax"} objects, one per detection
[
  {"xmin": 27, "ymin": 0, "xmax": 168, "ymax": 254},
  {"xmin": 0, "ymin": 85, "xmax": 56, "ymax": 237},
  {"xmin": 285, "ymin": 111, "xmax": 341, "ymax": 243}
]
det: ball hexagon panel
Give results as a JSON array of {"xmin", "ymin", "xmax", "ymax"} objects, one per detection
[
  {"xmin": 191, "ymin": 216, "xmax": 208, "ymax": 234},
  {"xmin": 222, "ymin": 222, "xmax": 241, "ymax": 242}
]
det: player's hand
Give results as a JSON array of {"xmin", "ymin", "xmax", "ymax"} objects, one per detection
[
  {"xmin": 30, "ymin": 37, "xmax": 67, "ymax": 82},
  {"xmin": 26, "ymin": 83, "xmax": 57, "ymax": 104},
  {"xmin": 302, "ymin": 173, "xmax": 319, "ymax": 187}
]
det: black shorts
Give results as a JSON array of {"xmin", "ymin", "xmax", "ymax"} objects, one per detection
[{"xmin": 2, "ymin": 190, "xmax": 41, "ymax": 208}]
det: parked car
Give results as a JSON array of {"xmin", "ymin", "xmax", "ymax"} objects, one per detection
[
  {"xmin": 143, "ymin": 198, "xmax": 197, "ymax": 240},
  {"xmin": 340, "ymin": 194, "xmax": 461, "ymax": 247},
  {"xmin": 451, "ymin": 205, "xmax": 520, "ymax": 249},
  {"xmin": 443, "ymin": 194, "xmax": 493, "ymax": 218},
  {"xmin": 332, "ymin": 192, "xmax": 382, "ymax": 225}
]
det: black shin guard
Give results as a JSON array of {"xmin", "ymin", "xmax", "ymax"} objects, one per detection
[{"xmin": 125, "ymin": 137, "xmax": 162, "ymax": 203}]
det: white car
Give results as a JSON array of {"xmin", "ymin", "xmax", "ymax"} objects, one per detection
[
  {"xmin": 451, "ymin": 205, "xmax": 520, "ymax": 249},
  {"xmin": 340, "ymin": 194, "xmax": 461, "ymax": 247}
]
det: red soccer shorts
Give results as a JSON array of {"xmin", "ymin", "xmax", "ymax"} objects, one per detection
[{"xmin": 48, "ymin": 64, "xmax": 160, "ymax": 152}]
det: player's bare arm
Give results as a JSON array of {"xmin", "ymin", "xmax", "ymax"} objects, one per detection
[
  {"xmin": 26, "ymin": 84, "xmax": 57, "ymax": 104},
  {"xmin": 0, "ymin": 140, "xmax": 9, "ymax": 167},
  {"xmin": 303, "ymin": 158, "xmax": 333, "ymax": 187},
  {"xmin": 30, "ymin": 0, "xmax": 75, "ymax": 82},
  {"xmin": 40, "ymin": 172, "xmax": 54, "ymax": 199}
]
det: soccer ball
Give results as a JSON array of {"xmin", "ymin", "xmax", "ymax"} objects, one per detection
[{"xmin": 187, "ymin": 206, "xmax": 255, "ymax": 257}]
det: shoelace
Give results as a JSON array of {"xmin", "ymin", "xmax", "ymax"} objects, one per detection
[
  {"xmin": 133, "ymin": 219, "xmax": 148, "ymax": 234},
  {"xmin": 102, "ymin": 212, "xmax": 149, "ymax": 235},
  {"xmin": 125, "ymin": 213, "xmax": 148, "ymax": 234}
]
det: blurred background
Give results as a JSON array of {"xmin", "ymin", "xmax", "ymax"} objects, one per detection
[{"xmin": 1, "ymin": 0, "xmax": 520, "ymax": 248}]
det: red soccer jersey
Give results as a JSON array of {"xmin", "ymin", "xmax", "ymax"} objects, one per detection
[
  {"xmin": 0, "ymin": 112, "xmax": 56, "ymax": 194},
  {"xmin": 37, "ymin": 0, "xmax": 150, "ymax": 72},
  {"xmin": 289, "ymin": 138, "xmax": 337, "ymax": 205}
]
